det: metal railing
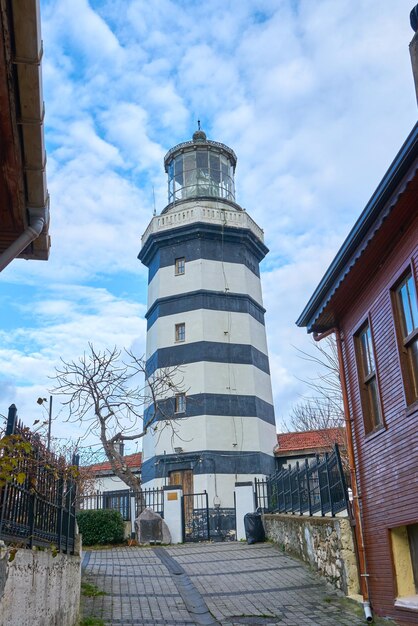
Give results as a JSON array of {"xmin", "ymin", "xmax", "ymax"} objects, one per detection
[
  {"xmin": 141, "ymin": 203, "xmax": 264, "ymax": 246},
  {"xmin": 78, "ymin": 486, "xmax": 164, "ymax": 521},
  {"xmin": 0, "ymin": 405, "xmax": 78, "ymax": 552},
  {"xmin": 255, "ymin": 444, "xmax": 348, "ymax": 517}
]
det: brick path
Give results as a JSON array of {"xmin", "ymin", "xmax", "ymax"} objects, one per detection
[{"xmin": 81, "ymin": 542, "xmax": 368, "ymax": 625}]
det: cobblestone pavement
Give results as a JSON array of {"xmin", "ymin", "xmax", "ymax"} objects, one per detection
[{"xmin": 82, "ymin": 542, "xmax": 368, "ymax": 626}]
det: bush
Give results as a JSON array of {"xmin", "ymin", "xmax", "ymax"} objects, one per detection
[{"xmin": 77, "ymin": 509, "xmax": 125, "ymax": 546}]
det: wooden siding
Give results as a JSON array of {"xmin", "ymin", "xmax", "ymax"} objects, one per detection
[{"xmin": 340, "ymin": 206, "xmax": 418, "ymax": 624}]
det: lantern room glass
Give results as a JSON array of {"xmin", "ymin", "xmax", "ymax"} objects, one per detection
[{"xmin": 167, "ymin": 148, "xmax": 235, "ymax": 203}]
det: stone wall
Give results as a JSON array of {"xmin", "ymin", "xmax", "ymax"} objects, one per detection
[
  {"xmin": 0, "ymin": 548, "xmax": 81, "ymax": 626},
  {"xmin": 263, "ymin": 514, "xmax": 359, "ymax": 596}
]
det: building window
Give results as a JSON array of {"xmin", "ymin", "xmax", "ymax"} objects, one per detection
[
  {"xmin": 175, "ymin": 257, "xmax": 185, "ymax": 275},
  {"xmin": 391, "ymin": 523, "xmax": 418, "ymax": 607},
  {"xmin": 175, "ymin": 393, "xmax": 186, "ymax": 413},
  {"xmin": 175, "ymin": 323, "xmax": 185, "ymax": 342},
  {"xmin": 355, "ymin": 321, "xmax": 382, "ymax": 434},
  {"xmin": 393, "ymin": 270, "xmax": 418, "ymax": 404}
]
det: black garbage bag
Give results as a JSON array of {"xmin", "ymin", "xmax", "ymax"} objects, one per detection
[{"xmin": 244, "ymin": 512, "xmax": 265, "ymax": 544}]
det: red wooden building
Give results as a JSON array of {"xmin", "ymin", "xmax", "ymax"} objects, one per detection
[{"xmin": 297, "ymin": 119, "xmax": 418, "ymax": 623}]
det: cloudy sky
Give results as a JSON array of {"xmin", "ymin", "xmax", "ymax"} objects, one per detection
[{"xmin": 0, "ymin": 0, "xmax": 416, "ymax": 456}]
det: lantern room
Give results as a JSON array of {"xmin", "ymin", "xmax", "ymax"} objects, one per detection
[{"xmin": 164, "ymin": 127, "xmax": 237, "ymax": 205}]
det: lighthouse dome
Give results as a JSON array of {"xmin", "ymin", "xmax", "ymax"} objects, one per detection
[{"xmin": 164, "ymin": 127, "xmax": 237, "ymax": 205}]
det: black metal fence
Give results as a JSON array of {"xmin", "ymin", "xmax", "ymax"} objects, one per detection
[
  {"xmin": 78, "ymin": 486, "xmax": 164, "ymax": 521},
  {"xmin": 0, "ymin": 404, "xmax": 79, "ymax": 553},
  {"xmin": 255, "ymin": 444, "xmax": 348, "ymax": 517}
]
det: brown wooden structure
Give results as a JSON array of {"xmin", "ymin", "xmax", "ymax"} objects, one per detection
[
  {"xmin": 297, "ymin": 123, "xmax": 418, "ymax": 623},
  {"xmin": 0, "ymin": 0, "xmax": 49, "ymax": 270}
]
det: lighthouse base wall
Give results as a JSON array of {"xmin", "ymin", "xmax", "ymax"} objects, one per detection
[{"xmin": 142, "ymin": 471, "xmax": 270, "ymax": 510}]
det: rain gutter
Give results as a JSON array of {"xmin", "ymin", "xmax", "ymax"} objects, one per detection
[
  {"xmin": 313, "ymin": 328, "xmax": 372, "ymax": 622},
  {"xmin": 0, "ymin": 204, "xmax": 49, "ymax": 271}
]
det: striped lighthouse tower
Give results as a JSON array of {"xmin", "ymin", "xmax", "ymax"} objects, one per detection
[{"xmin": 139, "ymin": 127, "xmax": 276, "ymax": 508}]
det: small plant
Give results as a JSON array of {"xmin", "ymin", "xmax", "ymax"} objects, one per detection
[
  {"xmin": 81, "ymin": 581, "xmax": 107, "ymax": 597},
  {"xmin": 0, "ymin": 434, "xmax": 32, "ymax": 487},
  {"xmin": 79, "ymin": 618, "xmax": 105, "ymax": 626},
  {"xmin": 76, "ymin": 509, "xmax": 125, "ymax": 546}
]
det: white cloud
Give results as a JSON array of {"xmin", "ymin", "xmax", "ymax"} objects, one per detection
[{"xmin": 1, "ymin": 0, "xmax": 416, "ymax": 447}]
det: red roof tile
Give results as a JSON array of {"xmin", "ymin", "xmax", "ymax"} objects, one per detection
[
  {"xmin": 274, "ymin": 428, "xmax": 345, "ymax": 454},
  {"xmin": 86, "ymin": 452, "xmax": 142, "ymax": 473}
]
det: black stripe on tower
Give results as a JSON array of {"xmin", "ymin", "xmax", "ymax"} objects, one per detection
[
  {"xmin": 141, "ymin": 449, "xmax": 276, "ymax": 482},
  {"xmin": 144, "ymin": 393, "xmax": 275, "ymax": 425},
  {"xmin": 146, "ymin": 341, "xmax": 270, "ymax": 376},
  {"xmin": 139, "ymin": 223, "xmax": 269, "ymax": 282},
  {"xmin": 146, "ymin": 290, "xmax": 266, "ymax": 328}
]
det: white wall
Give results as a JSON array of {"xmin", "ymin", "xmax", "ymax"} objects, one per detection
[
  {"xmin": 148, "ymin": 414, "xmax": 276, "ymax": 457},
  {"xmin": 0, "ymin": 548, "xmax": 81, "ymax": 626},
  {"xmin": 91, "ymin": 474, "xmax": 133, "ymax": 492},
  {"xmin": 144, "ymin": 474, "xmax": 265, "ymax": 509},
  {"xmin": 148, "ymin": 258, "xmax": 263, "ymax": 308},
  {"xmin": 147, "ymin": 309, "xmax": 268, "ymax": 358},
  {"xmin": 149, "ymin": 361, "xmax": 274, "ymax": 404}
]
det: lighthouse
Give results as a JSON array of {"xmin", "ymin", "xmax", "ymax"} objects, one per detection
[{"xmin": 139, "ymin": 127, "xmax": 276, "ymax": 509}]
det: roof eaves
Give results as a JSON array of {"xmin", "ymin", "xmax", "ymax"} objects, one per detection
[{"xmin": 296, "ymin": 122, "xmax": 418, "ymax": 332}]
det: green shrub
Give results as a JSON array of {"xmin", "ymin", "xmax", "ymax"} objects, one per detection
[{"xmin": 77, "ymin": 509, "xmax": 125, "ymax": 546}]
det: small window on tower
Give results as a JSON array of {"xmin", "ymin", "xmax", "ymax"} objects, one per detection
[
  {"xmin": 175, "ymin": 323, "xmax": 185, "ymax": 342},
  {"xmin": 175, "ymin": 393, "xmax": 186, "ymax": 414},
  {"xmin": 175, "ymin": 257, "xmax": 185, "ymax": 275}
]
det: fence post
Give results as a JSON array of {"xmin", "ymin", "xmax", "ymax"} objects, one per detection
[
  {"xmin": 28, "ymin": 445, "xmax": 41, "ymax": 548},
  {"xmin": 65, "ymin": 477, "xmax": 72, "ymax": 552},
  {"xmin": 0, "ymin": 405, "xmax": 16, "ymax": 539},
  {"xmin": 205, "ymin": 491, "xmax": 210, "ymax": 541},
  {"xmin": 315, "ymin": 454, "xmax": 325, "ymax": 517},
  {"xmin": 70, "ymin": 453, "xmax": 79, "ymax": 552},
  {"xmin": 6, "ymin": 404, "xmax": 17, "ymax": 435},
  {"xmin": 296, "ymin": 461, "xmax": 303, "ymax": 516},
  {"xmin": 56, "ymin": 475, "xmax": 64, "ymax": 552},
  {"xmin": 305, "ymin": 459, "xmax": 312, "ymax": 516},
  {"xmin": 324, "ymin": 452, "xmax": 334, "ymax": 516},
  {"xmin": 130, "ymin": 492, "xmax": 136, "ymax": 538},
  {"xmin": 334, "ymin": 443, "xmax": 349, "ymax": 510}
]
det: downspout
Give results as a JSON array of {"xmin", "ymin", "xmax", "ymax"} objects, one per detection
[
  {"xmin": 313, "ymin": 327, "xmax": 372, "ymax": 623},
  {"xmin": 0, "ymin": 205, "xmax": 48, "ymax": 272}
]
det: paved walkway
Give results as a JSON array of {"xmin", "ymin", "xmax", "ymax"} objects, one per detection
[{"xmin": 81, "ymin": 542, "xmax": 367, "ymax": 626}]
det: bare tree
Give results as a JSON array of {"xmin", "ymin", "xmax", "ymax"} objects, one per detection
[
  {"xmin": 289, "ymin": 396, "xmax": 344, "ymax": 432},
  {"xmin": 51, "ymin": 343, "xmax": 185, "ymax": 492},
  {"xmin": 288, "ymin": 336, "xmax": 345, "ymax": 433}
]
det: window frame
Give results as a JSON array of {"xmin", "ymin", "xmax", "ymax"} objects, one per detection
[
  {"xmin": 391, "ymin": 264, "xmax": 418, "ymax": 406},
  {"xmin": 354, "ymin": 317, "xmax": 384, "ymax": 436},
  {"xmin": 175, "ymin": 322, "xmax": 185, "ymax": 343},
  {"xmin": 175, "ymin": 257, "xmax": 185, "ymax": 276},
  {"xmin": 390, "ymin": 523, "xmax": 418, "ymax": 608},
  {"xmin": 175, "ymin": 393, "xmax": 186, "ymax": 414}
]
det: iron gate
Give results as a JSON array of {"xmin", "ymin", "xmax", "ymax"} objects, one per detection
[
  {"xmin": 182, "ymin": 491, "xmax": 237, "ymax": 542},
  {"xmin": 182, "ymin": 491, "xmax": 210, "ymax": 542}
]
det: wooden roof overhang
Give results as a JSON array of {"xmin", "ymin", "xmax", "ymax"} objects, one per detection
[
  {"xmin": 0, "ymin": 0, "xmax": 49, "ymax": 265},
  {"xmin": 297, "ymin": 123, "xmax": 418, "ymax": 333}
]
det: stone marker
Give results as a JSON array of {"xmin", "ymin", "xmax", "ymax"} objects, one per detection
[{"xmin": 135, "ymin": 508, "xmax": 172, "ymax": 544}]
